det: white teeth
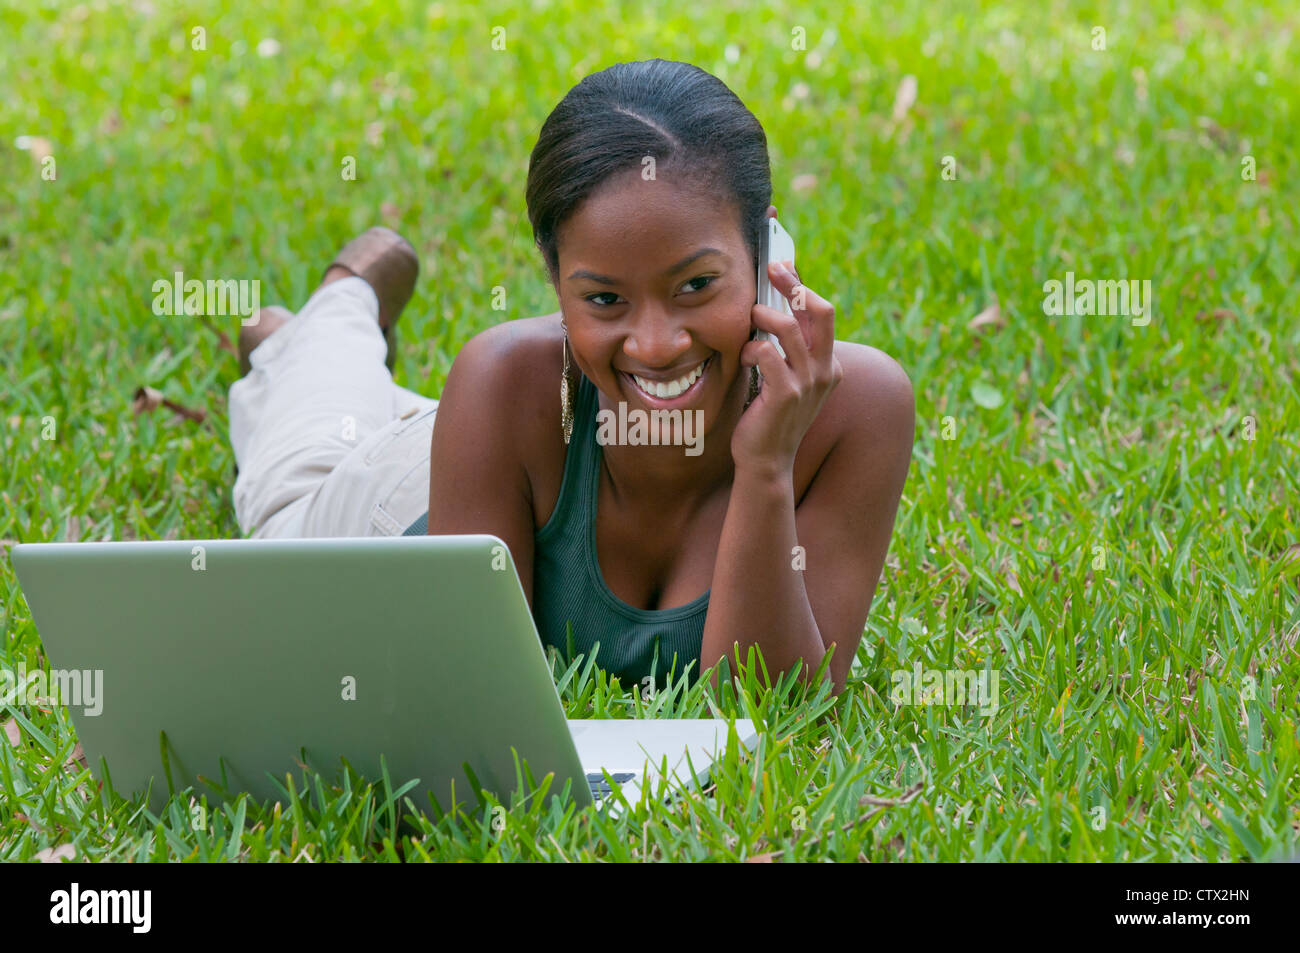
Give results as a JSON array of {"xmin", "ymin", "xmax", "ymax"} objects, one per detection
[{"xmin": 632, "ymin": 359, "xmax": 706, "ymax": 400}]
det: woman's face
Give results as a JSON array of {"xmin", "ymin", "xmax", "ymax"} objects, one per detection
[{"xmin": 553, "ymin": 168, "xmax": 758, "ymax": 438}]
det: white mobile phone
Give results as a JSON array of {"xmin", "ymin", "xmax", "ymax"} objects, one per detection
[{"xmin": 754, "ymin": 216, "xmax": 795, "ymax": 358}]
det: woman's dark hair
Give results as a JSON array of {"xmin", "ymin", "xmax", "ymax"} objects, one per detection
[{"xmin": 526, "ymin": 59, "xmax": 772, "ymax": 285}]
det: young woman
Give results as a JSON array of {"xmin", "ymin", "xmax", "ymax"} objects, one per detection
[{"xmin": 228, "ymin": 59, "xmax": 915, "ymax": 695}]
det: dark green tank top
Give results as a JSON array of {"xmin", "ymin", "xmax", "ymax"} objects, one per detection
[{"xmin": 403, "ymin": 372, "xmax": 710, "ymax": 688}]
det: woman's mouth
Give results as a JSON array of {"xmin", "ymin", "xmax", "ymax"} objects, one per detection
[{"xmin": 622, "ymin": 356, "xmax": 711, "ymax": 408}]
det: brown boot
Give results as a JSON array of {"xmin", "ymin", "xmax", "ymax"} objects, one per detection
[
  {"xmin": 323, "ymin": 226, "xmax": 419, "ymax": 370},
  {"xmin": 237, "ymin": 305, "xmax": 295, "ymax": 376}
]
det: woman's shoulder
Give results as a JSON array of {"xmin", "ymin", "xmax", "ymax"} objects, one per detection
[
  {"xmin": 450, "ymin": 313, "xmax": 569, "ymax": 527},
  {"xmin": 799, "ymin": 340, "xmax": 914, "ymax": 485},
  {"xmin": 459, "ymin": 311, "xmax": 564, "ymax": 370},
  {"xmin": 827, "ymin": 341, "xmax": 913, "ymax": 445},
  {"xmin": 830, "ymin": 341, "xmax": 913, "ymax": 411},
  {"xmin": 789, "ymin": 341, "xmax": 913, "ymax": 497}
]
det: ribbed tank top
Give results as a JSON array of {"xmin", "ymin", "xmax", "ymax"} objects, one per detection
[{"xmin": 403, "ymin": 372, "xmax": 710, "ymax": 688}]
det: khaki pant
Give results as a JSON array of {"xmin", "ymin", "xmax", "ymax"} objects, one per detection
[{"xmin": 228, "ymin": 277, "xmax": 437, "ymax": 538}]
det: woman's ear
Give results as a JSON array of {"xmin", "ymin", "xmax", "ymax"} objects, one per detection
[{"xmin": 766, "ymin": 204, "xmax": 777, "ymax": 220}]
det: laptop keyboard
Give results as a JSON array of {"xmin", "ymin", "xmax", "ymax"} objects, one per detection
[{"xmin": 586, "ymin": 772, "xmax": 636, "ymax": 800}]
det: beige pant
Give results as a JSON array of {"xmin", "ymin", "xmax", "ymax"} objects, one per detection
[{"xmin": 228, "ymin": 276, "xmax": 438, "ymax": 538}]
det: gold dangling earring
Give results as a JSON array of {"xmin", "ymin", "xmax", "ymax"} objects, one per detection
[{"xmin": 560, "ymin": 320, "xmax": 574, "ymax": 445}]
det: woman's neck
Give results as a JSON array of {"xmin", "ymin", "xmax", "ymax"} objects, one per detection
[{"xmin": 592, "ymin": 372, "xmax": 747, "ymax": 512}]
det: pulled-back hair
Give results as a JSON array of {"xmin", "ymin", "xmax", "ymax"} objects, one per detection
[{"xmin": 526, "ymin": 59, "xmax": 772, "ymax": 285}]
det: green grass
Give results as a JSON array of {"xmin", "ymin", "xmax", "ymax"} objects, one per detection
[{"xmin": 2, "ymin": 0, "xmax": 1298, "ymax": 861}]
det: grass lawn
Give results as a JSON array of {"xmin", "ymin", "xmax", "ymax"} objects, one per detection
[{"xmin": 1, "ymin": 0, "xmax": 1297, "ymax": 861}]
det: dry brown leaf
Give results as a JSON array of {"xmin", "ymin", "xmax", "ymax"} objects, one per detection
[
  {"xmin": 193, "ymin": 313, "xmax": 240, "ymax": 358},
  {"xmin": 3, "ymin": 719, "xmax": 20, "ymax": 748},
  {"xmin": 36, "ymin": 843, "xmax": 76, "ymax": 863},
  {"xmin": 745, "ymin": 852, "xmax": 776, "ymax": 863},
  {"xmin": 15, "ymin": 136, "xmax": 53, "ymax": 163},
  {"xmin": 66, "ymin": 741, "xmax": 87, "ymax": 770},
  {"xmin": 132, "ymin": 385, "xmax": 206, "ymax": 423},
  {"xmin": 1196, "ymin": 116, "xmax": 1232, "ymax": 152},
  {"xmin": 968, "ymin": 299, "xmax": 1004, "ymax": 333},
  {"xmin": 132, "ymin": 385, "xmax": 164, "ymax": 414},
  {"xmin": 891, "ymin": 75, "xmax": 918, "ymax": 123},
  {"xmin": 1194, "ymin": 308, "xmax": 1236, "ymax": 322}
]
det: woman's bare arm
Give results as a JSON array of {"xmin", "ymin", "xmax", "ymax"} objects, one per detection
[
  {"xmin": 425, "ymin": 324, "xmax": 542, "ymax": 608},
  {"xmin": 701, "ymin": 343, "xmax": 914, "ymax": 694}
]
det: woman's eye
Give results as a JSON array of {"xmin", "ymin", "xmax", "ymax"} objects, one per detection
[
  {"xmin": 584, "ymin": 276, "xmax": 715, "ymax": 307},
  {"xmin": 680, "ymin": 275, "xmax": 717, "ymax": 294}
]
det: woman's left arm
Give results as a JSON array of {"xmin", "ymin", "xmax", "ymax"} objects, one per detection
[{"xmin": 700, "ymin": 262, "xmax": 915, "ymax": 694}]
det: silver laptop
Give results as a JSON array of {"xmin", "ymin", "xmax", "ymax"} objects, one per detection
[{"xmin": 9, "ymin": 535, "xmax": 757, "ymax": 818}]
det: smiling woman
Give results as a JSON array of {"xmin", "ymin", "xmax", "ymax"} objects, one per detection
[{"xmin": 228, "ymin": 58, "xmax": 915, "ymax": 695}]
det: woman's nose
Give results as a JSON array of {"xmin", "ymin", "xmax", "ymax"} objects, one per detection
[{"xmin": 623, "ymin": 307, "xmax": 692, "ymax": 368}]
